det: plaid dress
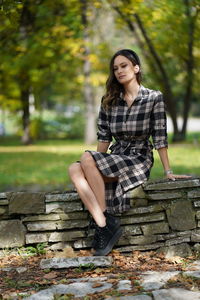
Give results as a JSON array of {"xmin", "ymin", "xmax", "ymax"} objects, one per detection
[{"xmin": 87, "ymin": 85, "xmax": 168, "ymax": 214}]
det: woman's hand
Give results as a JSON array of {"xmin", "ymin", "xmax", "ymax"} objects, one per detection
[{"xmin": 166, "ymin": 173, "xmax": 192, "ymax": 181}]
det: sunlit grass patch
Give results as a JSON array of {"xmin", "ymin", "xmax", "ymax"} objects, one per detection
[{"xmin": 0, "ymin": 139, "xmax": 199, "ymax": 191}]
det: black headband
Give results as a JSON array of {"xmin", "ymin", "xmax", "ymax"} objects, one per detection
[{"xmin": 125, "ymin": 49, "xmax": 141, "ymax": 66}]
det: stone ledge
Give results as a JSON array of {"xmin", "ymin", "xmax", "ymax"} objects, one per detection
[
  {"xmin": 143, "ymin": 178, "xmax": 200, "ymax": 191},
  {"xmin": 0, "ymin": 177, "xmax": 200, "ymax": 255}
]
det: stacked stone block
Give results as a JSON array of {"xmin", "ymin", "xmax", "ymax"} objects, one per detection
[{"xmin": 0, "ymin": 178, "xmax": 200, "ymax": 254}]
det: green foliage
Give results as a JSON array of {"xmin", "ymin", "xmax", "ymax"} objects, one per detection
[
  {"xmin": 30, "ymin": 117, "xmax": 46, "ymax": 140},
  {"xmin": 29, "ymin": 111, "xmax": 86, "ymax": 140},
  {"xmin": 17, "ymin": 243, "xmax": 48, "ymax": 256},
  {"xmin": 74, "ymin": 263, "xmax": 96, "ymax": 273}
]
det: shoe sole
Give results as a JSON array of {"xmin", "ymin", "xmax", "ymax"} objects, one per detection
[{"xmin": 93, "ymin": 227, "xmax": 123, "ymax": 256}]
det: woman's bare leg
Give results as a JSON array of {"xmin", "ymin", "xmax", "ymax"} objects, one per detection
[
  {"xmin": 68, "ymin": 162, "xmax": 106, "ymax": 227},
  {"xmin": 80, "ymin": 152, "xmax": 107, "ymax": 212}
]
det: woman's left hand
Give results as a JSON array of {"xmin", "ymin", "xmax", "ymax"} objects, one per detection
[{"xmin": 166, "ymin": 173, "xmax": 192, "ymax": 181}]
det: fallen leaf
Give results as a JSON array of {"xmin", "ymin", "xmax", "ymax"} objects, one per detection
[
  {"xmin": 54, "ymin": 246, "xmax": 77, "ymax": 258},
  {"xmin": 92, "ymin": 282, "xmax": 104, "ymax": 288},
  {"xmin": 43, "ymin": 271, "xmax": 57, "ymax": 279},
  {"xmin": 168, "ymin": 256, "xmax": 183, "ymax": 264}
]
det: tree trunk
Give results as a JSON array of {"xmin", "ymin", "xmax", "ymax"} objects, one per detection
[
  {"xmin": 81, "ymin": 0, "xmax": 97, "ymax": 144},
  {"xmin": 181, "ymin": 0, "xmax": 197, "ymax": 139},
  {"xmin": 21, "ymin": 87, "xmax": 31, "ymax": 145}
]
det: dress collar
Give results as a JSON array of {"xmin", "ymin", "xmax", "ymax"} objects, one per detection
[{"xmin": 119, "ymin": 85, "xmax": 145, "ymax": 103}]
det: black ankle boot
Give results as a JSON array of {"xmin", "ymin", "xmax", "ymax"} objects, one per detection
[
  {"xmin": 91, "ymin": 211, "xmax": 120, "ymax": 250},
  {"xmin": 104, "ymin": 211, "xmax": 121, "ymax": 229},
  {"xmin": 93, "ymin": 216, "xmax": 123, "ymax": 256}
]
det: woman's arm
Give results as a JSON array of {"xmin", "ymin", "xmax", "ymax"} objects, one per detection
[
  {"xmin": 157, "ymin": 147, "xmax": 191, "ymax": 180},
  {"xmin": 97, "ymin": 141, "xmax": 110, "ymax": 153},
  {"xmin": 157, "ymin": 147, "xmax": 172, "ymax": 178}
]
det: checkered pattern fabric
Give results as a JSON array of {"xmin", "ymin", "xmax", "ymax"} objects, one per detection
[{"xmin": 87, "ymin": 85, "xmax": 168, "ymax": 214}]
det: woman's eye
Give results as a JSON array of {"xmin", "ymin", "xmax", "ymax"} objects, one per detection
[{"xmin": 122, "ymin": 64, "xmax": 127, "ymax": 68}]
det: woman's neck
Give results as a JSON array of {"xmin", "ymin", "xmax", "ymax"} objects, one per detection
[{"xmin": 123, "ymin": 81, "xmax": 140, "ymax": 106}]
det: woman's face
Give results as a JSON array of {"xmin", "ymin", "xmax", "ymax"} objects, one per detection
[{"xmin": 113, "ymin": 55, "xmax": 139, "ymax": 85}]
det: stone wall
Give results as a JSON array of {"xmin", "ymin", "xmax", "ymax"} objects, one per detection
[{"xmin": 1, "ymin": 178, "xmax": 200, "ymax": 255}]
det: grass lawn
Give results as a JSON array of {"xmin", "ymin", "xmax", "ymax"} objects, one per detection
[{"xmin": 0, "ymin": 138, "xmax": 199, "ymax": 192}]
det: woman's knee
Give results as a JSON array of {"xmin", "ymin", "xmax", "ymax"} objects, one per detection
[
  {"xmin": 80, "ymin": 152, "xmax": 95, "ymax": 170},
  {"xmin": 68, "ymin": 162, "xmax": 81, "ymax": 180}
]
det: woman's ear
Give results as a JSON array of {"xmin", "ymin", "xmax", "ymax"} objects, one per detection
[{"xmin": 134, "ymin": 65, "xmax": 140, "ymax": 74}]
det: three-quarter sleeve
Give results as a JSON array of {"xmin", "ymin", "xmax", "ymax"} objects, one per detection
[
  {"xmin": 151, "ymin": 92, "xmax": 168, "ymax": 150},
  {"xmin": 97, "ymin": 104, "xmax": 112, "ymax": 142}
]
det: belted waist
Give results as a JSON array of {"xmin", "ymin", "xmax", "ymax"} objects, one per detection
[
  {"xmin": 109, "ymin": 136, "xmax": 153, "ymax": 154},
  {"xmin": 115, "ymin": 135, "xmax": 148, "ymax": 142}
]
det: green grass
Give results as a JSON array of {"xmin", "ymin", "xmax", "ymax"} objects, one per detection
[{"xmin": 0, "ymin": 137, "xmax": 199, "ymax": 192}]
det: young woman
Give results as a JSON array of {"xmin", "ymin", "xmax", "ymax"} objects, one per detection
[{"xmin": 68, "ymin": 49, "xmax": 189, "ymax": 256}]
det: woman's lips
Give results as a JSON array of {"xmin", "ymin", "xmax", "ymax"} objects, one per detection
[{"xmin": 118, "ymin": 75, "xmax": 126, "ymax": 79}]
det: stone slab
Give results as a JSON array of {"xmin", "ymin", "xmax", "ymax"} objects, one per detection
[
  {"xmin": 0, "ymin": 199, "xmax": 8, "ymax": 205},
  {"xmin": 123, "ymin": 225, "xmax": 142, "ymax": 235},
  {"xmin": 45, "ymin": 192, "xmax": 80, "ymax": 202},
  {"xmin": 194, "ymin": 201, "xmax": 200, "ymax": 207},
  {"xmin": 152, "ymin": 288, "xmax": 200, "ymax": 300},
  {"xmin": 0, "ymin": 220, "xmax": 25, "ymax": 248},
  {"xmin": 123, "ymin": 204, "xmax": 164, "ymax": 215},
  {"xmin": 116, "ymin": 242, "xmax": 165, "ymax": 252},
  {"xmin": 46, "ymin": 201, "xmax": 82, "ymax": 213},
  {"xmin": 8, "ymin": 192, "xmax": 45, "ymax": 215},
  {"xmin": 22, "ymin": 214, "xmax": 61, "ymax": 222},
  {"xmin": 40, "ymin": 256, "xmax": 113, "ymax": 269},
  {"xmin": 191, "ymin": 232, "xmax": 200, "ymax": 242},
  {"xmin": 26, "ymin": 282, "xmax": 112, "ymax": 299},
  {"xmin": 166, "ymin": 200, "xmax": 196, "ymax": 230},
  {"xmin": 194, "ymin": 244, "xmax": 200, "ymax": 252},
  {"xmin": 184, "ymin": 270, "xmax": 200, "ymax": 279},
  {"xmin": 26, "ymin": 231, "xmax": 85, "ymax": 244},
  {"xmin": 196, "ymin": 211, "xmax": 200, "ymax": 219},
  {"xmin": 177, "ymin": 230, "xmax": 191, "ymax": 237},
  {"xmin": 188, "ymin": 190, "xmax": 200, "ymax": 198},
  {"xmin": 165, "ymin": 236, "xmax": 190, "ymax": 246},
  {"xmin": 141, "ymin": 271, "xmax": 180, "ymax": 290},
  {"xmin": 144, "ymin": 179, "xmax": 200, "ymax": 191},
  {"xmin": 117, "ymin": 280, "xmax": 132, "ymax": 291},
  {"xmin": 130, "ymin": 199, "xmax": 148, "ymax": 207},
  {"xmin": 141, "ymin": 222, "xmax": 169, "ymax": 235},
  {"xmin": 26, "ymin": 220, "xmax": 88, "ymax": 231},
  {"xmin": 157, "ymin": 243, "xmax": 192, "ymax": 258},
  {"xmin": 47, "ymin": 242, "xmax": 72, "ymax": 251},
  {"xmin": 121, "ymin": 212, "xmax": 165, "ymax": 225},
  {"xmin": 73, "ymin": 238, "xmax": 93, "ymax": 249},
  {"xmin": 128, "ymin": 185, "xmax": 147, "ymax": 199},
  {"xmin": 59, "ymin": 212, "xmax": 88, "ymax": 220},
  {"xmin": 49, "ymin": 231, "xmax": 85, "ymax": 242},
  {"xmin": 26, "ymin": 233, "xmax": 49, "ymax": 244},
  {"xmin": 120, "ymin": 235, "xmax": 159, "ymax": 246},
  {"xmin": 148, "ymin": 192, "xmax": 182, "ymax": 200},
  {"xmin": 0, "ymin": 207, "xmax": 7, "ymax": 215},
  {"xmin": 0, "ymin": 192, "xmax": 6, "ymax": 199}
]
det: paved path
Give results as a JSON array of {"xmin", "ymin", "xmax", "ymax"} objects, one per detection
[
  {"xmin": 167, "ymin": 117, "xmax": 200, "ymax": 133},
  {"xmin": 5, "ymin": 257, "xmax": 200, "ymax": 300}
]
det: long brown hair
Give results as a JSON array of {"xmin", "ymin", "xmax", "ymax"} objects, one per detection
[{"xmin": 102, "ymin": 49, "xmax": 142, "ymax": 109}]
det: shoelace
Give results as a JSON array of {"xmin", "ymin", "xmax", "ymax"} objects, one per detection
[{"xmin": 94, "ymin": 225, "xmax": 111, "ymax": 248}]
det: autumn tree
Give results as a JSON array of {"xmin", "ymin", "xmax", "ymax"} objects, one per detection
[
  {"xmin": 0, "ymin": 0, "xmax": 83, "ymax": 144},
  {"xmin": 110, "ymin": 0, "xmax": 200, "ymax": 141}
]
